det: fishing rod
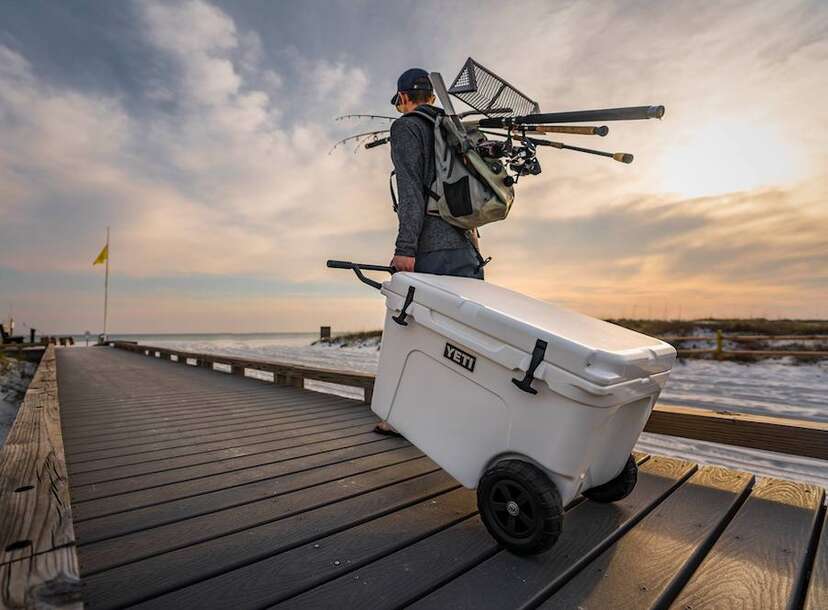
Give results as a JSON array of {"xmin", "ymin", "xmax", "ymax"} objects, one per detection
[
  {"xmin": 483, "ymin": 125, "xmax": 609, "ymax": 136},
  {"xmin": 479, "ymin": 130, "xmax": 633, "ymax": 164},
  {"xmin": 329, "ymin": 128, "xmax": 390, "ymax": 154},
  {"xmin": 477, "ymin": 105, "xmax": 665, "ymax": 128}
]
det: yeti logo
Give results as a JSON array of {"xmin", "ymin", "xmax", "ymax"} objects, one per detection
[{"xmin": 443, "ymin": 343, "xmax": 476, "ymax": 372}]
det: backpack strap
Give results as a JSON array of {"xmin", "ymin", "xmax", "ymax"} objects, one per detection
[{"xmin": 389, "ymin": 108, "xmax": 442, "ymax": 212}]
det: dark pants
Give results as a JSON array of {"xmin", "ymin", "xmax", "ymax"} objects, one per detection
[{"xmin": 415, "ymin": 245, "xmax": 485, "ymax": 279}]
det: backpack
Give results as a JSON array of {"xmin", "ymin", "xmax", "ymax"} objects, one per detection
[{"xmin": 390, "ymin": 107, "xmax": 515, "ymax": 230}]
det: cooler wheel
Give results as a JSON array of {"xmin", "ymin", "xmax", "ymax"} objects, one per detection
[
  {"xmin": 582, "ymin": 454, "xmax": 638, "ymax": 503},
  {"xmin": 477, "ymin": 460, "xmax": 563, "ymax": 555}
]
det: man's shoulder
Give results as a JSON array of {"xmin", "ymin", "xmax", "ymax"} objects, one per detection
[{"xmin": 396, "ymin": 106, "xmax": 442, "ymax": 128}]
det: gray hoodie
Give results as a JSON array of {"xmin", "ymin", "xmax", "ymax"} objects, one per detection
[{"xmin": 391, "ymin": 106, "xmax": 471, "ymax": 257}]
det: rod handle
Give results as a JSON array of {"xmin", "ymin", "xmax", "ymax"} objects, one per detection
[{"xmin": 613, "ymin": 153, "xmax": 634, "ymax": 164}]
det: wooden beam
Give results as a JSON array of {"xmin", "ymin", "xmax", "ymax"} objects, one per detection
[
  {"xmin": 646, "ymin": 403, "xmax": 828, "ymax": 461},
  {"xmin": 0, "ymin": 345, "xmax": 84, "ymax": 608}
]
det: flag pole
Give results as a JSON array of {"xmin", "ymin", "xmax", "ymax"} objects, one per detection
[{"xmin": 103, "ymin": 226, "xmax": 110, "ymax": 342}]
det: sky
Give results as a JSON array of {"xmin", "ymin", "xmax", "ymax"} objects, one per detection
[{"xmin": 1, "ymin": 0, "xmax": 826, "ymax": 334}]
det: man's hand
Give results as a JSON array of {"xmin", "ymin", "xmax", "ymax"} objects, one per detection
[{"xmin": 391, "ymin": 255, "xmax": 415, "ymax": 272}]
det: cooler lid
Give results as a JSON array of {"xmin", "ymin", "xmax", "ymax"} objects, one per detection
[{"xmin": 383, "ymin": 272, "xmax": 676, "ymax": 386}]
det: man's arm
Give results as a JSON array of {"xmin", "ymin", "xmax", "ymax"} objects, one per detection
[{"xmin": 390, "ymin": 119, "xmax": 427, "ymax": 262}]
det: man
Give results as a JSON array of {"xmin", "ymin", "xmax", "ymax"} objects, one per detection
[
  {"xmin": 375, "ymin": 68, "xmax": 485, "ymax": 438},
  {"xmin": 388, "ymin": 67, "xmax": 485, "ymax": 280}
]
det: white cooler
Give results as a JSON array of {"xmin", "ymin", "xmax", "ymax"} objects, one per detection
[{"xmin": 373, "ymin": 272, "xmax": 677, "ymax": 507}]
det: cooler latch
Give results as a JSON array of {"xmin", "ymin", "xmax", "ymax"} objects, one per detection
[
  {"xmin": 512, "ymin": 339, "xmax": 548, "ymax": 395},
  {"xmin": 392, "ymin": 286, "xmax": 416, "ymax": 326}
]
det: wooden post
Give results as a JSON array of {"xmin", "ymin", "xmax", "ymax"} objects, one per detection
[
  {"xmin": 715, "ymin": 329, "xmax": 723, "ymax": 359},
  {"xmin": 364, "ymin": 383, "xmax": 374, "ymax": 405},
  {"xmin": 320, "ymin": 326, "xmax": 331, "ymax": 340},
  {"xmin": 29, "ymin": 328, "xmax": 36, "ymax": 343}
]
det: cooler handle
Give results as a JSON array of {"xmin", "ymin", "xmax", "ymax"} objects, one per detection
[{"xmin": 327, "ymin": 260, "xmax": 395, "ymax": 290}]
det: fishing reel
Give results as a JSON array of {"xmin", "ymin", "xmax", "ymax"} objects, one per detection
[
  {"xmin": 506, "ymin": 139, "xmax": 542, "ymax": 179},
  {"xmin": 475, "ymin": 134, "xmax": 541, "ymax": 186}
]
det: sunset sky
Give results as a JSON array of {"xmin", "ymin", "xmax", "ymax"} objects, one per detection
[{"xmin": 1, "ymin": 0, "xmax": 826, "ymax": 334}]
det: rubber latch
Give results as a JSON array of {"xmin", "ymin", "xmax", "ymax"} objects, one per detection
[
  {"xmin": 512, "ymin": 338, "xmax": 548, "ymax": 394},
  {"xmin": 392, "ymin": 286, "xmax": 416, "ymax": 326}
]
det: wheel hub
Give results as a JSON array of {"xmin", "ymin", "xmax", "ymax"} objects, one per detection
[{"xmin": 506, "ymin": 500, "xmax": 520, "ymax": 516}]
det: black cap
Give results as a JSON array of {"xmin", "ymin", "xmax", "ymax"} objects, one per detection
[{"xmin": 391, "ymin": 67, "xmax": 432, "ymax": 105}]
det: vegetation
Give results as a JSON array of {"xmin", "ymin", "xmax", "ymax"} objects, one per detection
[
  {"xmin": 316, "ymin": 320, "xmax": 828, "ymax": 361},
  {"xmin": 608, "ymin": 318, "xmax": 828, "ymax": 336},
  {"xmin": 313, "ymin": 330, "xmax": 383, "ymax": 347}
]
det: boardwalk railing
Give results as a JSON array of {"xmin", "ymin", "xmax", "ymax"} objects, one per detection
[
  {"xmin": 110, "ymin": 341, "xmax": 828, "ymax": 462},
  {"xmin": 664, "ymin": 331, "xmax": 828, "ymax": 359},
  {"xmin": 110, "ymin": 341, "xmax": 377, "ymax": 404},
  {"xmin": 0, "ymin": 345, "xmax": 83, "ymax": 609}
]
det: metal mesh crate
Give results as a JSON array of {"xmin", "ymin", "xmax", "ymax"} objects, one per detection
[{"xmin": 448, "ymin": 58, "xmax": 540, "ymax": 118}]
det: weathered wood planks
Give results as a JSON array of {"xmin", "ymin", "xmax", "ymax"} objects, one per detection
[
  {"xmin": 804, "ymin": 508, "xmax": 828, "ymax": 610},
  {"xmin": 0, "ymin": 346, "xmax": 83, "ymax": 609},
  {"xmin": 41, "ymin": 343, "xmax": 827, "ymax": 610},
  {"xmin": 410, "ymin": 456, "xmax": 696, "ymax": 610},
  {"xmin": 539, "ymin": 465, "xmax": 753, "ymax": 609},
  {"xmin": 669, "ymin": 478, "xmax": 824, "ymax": 610}
]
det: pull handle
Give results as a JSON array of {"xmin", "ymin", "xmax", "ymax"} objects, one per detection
[{"xmin": 327, "ymin": 260, "xmax": 395, "ymax": 290}]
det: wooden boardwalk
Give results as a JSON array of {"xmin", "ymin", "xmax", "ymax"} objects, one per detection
[{"xmin": 53, "ymin": 347, "xmax": 827, "ymax": 610}]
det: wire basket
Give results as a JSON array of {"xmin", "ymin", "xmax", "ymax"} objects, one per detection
[{"xmin": 448, "ymin": 58, "xmax": 540, "ymax": 118}]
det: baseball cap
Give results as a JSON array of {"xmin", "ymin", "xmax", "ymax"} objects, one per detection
[{"xmin": 391, "ymin": 67, "xmax": 433, "ymax": 105}]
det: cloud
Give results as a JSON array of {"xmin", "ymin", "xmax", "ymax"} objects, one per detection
[{"xmin": 0, "ymin": 0, "xmax": 826, "ymax": 331}]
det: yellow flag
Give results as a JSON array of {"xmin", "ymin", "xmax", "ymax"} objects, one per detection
[{"xmin": 93, "ymin": 244, "xmax": 108, "ymax": 266}]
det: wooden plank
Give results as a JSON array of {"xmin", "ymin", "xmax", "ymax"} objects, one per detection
[
  {"xmin": 277, "ymin": 515, "xmax": 498, "ymax": 610},
  {"xmin": 61, "ymin": 389, "xmax": 352, "ymax": 433},
  {"xmin": 69, "ymin": 414, "xmax": 376, "ymax": 481},
  {"xmin": 646, "ymin": 403, "xmax": 828, "ymax": 460},
  {"xmin": 75, "ymin": 445, "xmax": 423, "ymax": 547},
  {"xmin": 80, "ymin": 471, "xmax": 460, "ymax": 609},
  {"xmin": 669, "ymin": 478, "xmax": 824, "ymax": 610},
  {"xmin": 410, "ymin": 456, "xmax": 696, "ymax": 610},
  {"xmin": 66, "ymin": 408, "xmax": 375, "ymax": 466},
  {"xmin": 0, "ymin": 347, "xmax": 77, "ymax": 561},
  {"xmin": 70, "ymin": 428, "xmax": 385, "ymax": 501},
  {"xmin": 0, "ymin": 545, "xmax": 83, "ymax": 609},
  {"xmin": 64, "ymin": 402, "xmax": 362, "ymax": 456},
  {"xmin": 81, "ymin": 453, "xmax": 435, "ymax": 574},
  {"xmin": 73, "ymin": 437, "xmax": 410, "ymax": 527},
  {"xmin": 0, "ymin": 346, "xmax": 84, "ymax": 609},
  {"xmin": 61, "ymin": 391, "xmax": 345, "ymax": 432},
  {"xmin": 539, "ymin": 465, "xmax": 753, "ymax": 609},
  {"xmin": 143, "ymin": 488, "xmax": 478, "ymax": 610},
  {"xmin": 805, "ymin": 508, "xmax": 828, "ymax": 610},
  {"xmin": 67, "ymin": 411, "xmax": 375, "ymax": 472},
  {"xmin": 62, "ymin": 397, "xmax": 355, "ymax": 443},
  {"xmin": 71, "ymin": 432, "xmax": 403, "ymax": 505}
]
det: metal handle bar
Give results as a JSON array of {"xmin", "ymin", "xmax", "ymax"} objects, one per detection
[{"xmin": 327, "ymin": 260, "xmax": 395, "ymax": 290}]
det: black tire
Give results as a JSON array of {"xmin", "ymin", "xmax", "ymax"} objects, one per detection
[
  {"xmin": 582, "ymin": 455, "xmax": 638, "ymax": 503},
  {"xmin": 477, "ymin": 460, "xmax": 563, "ymax": 555}
]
